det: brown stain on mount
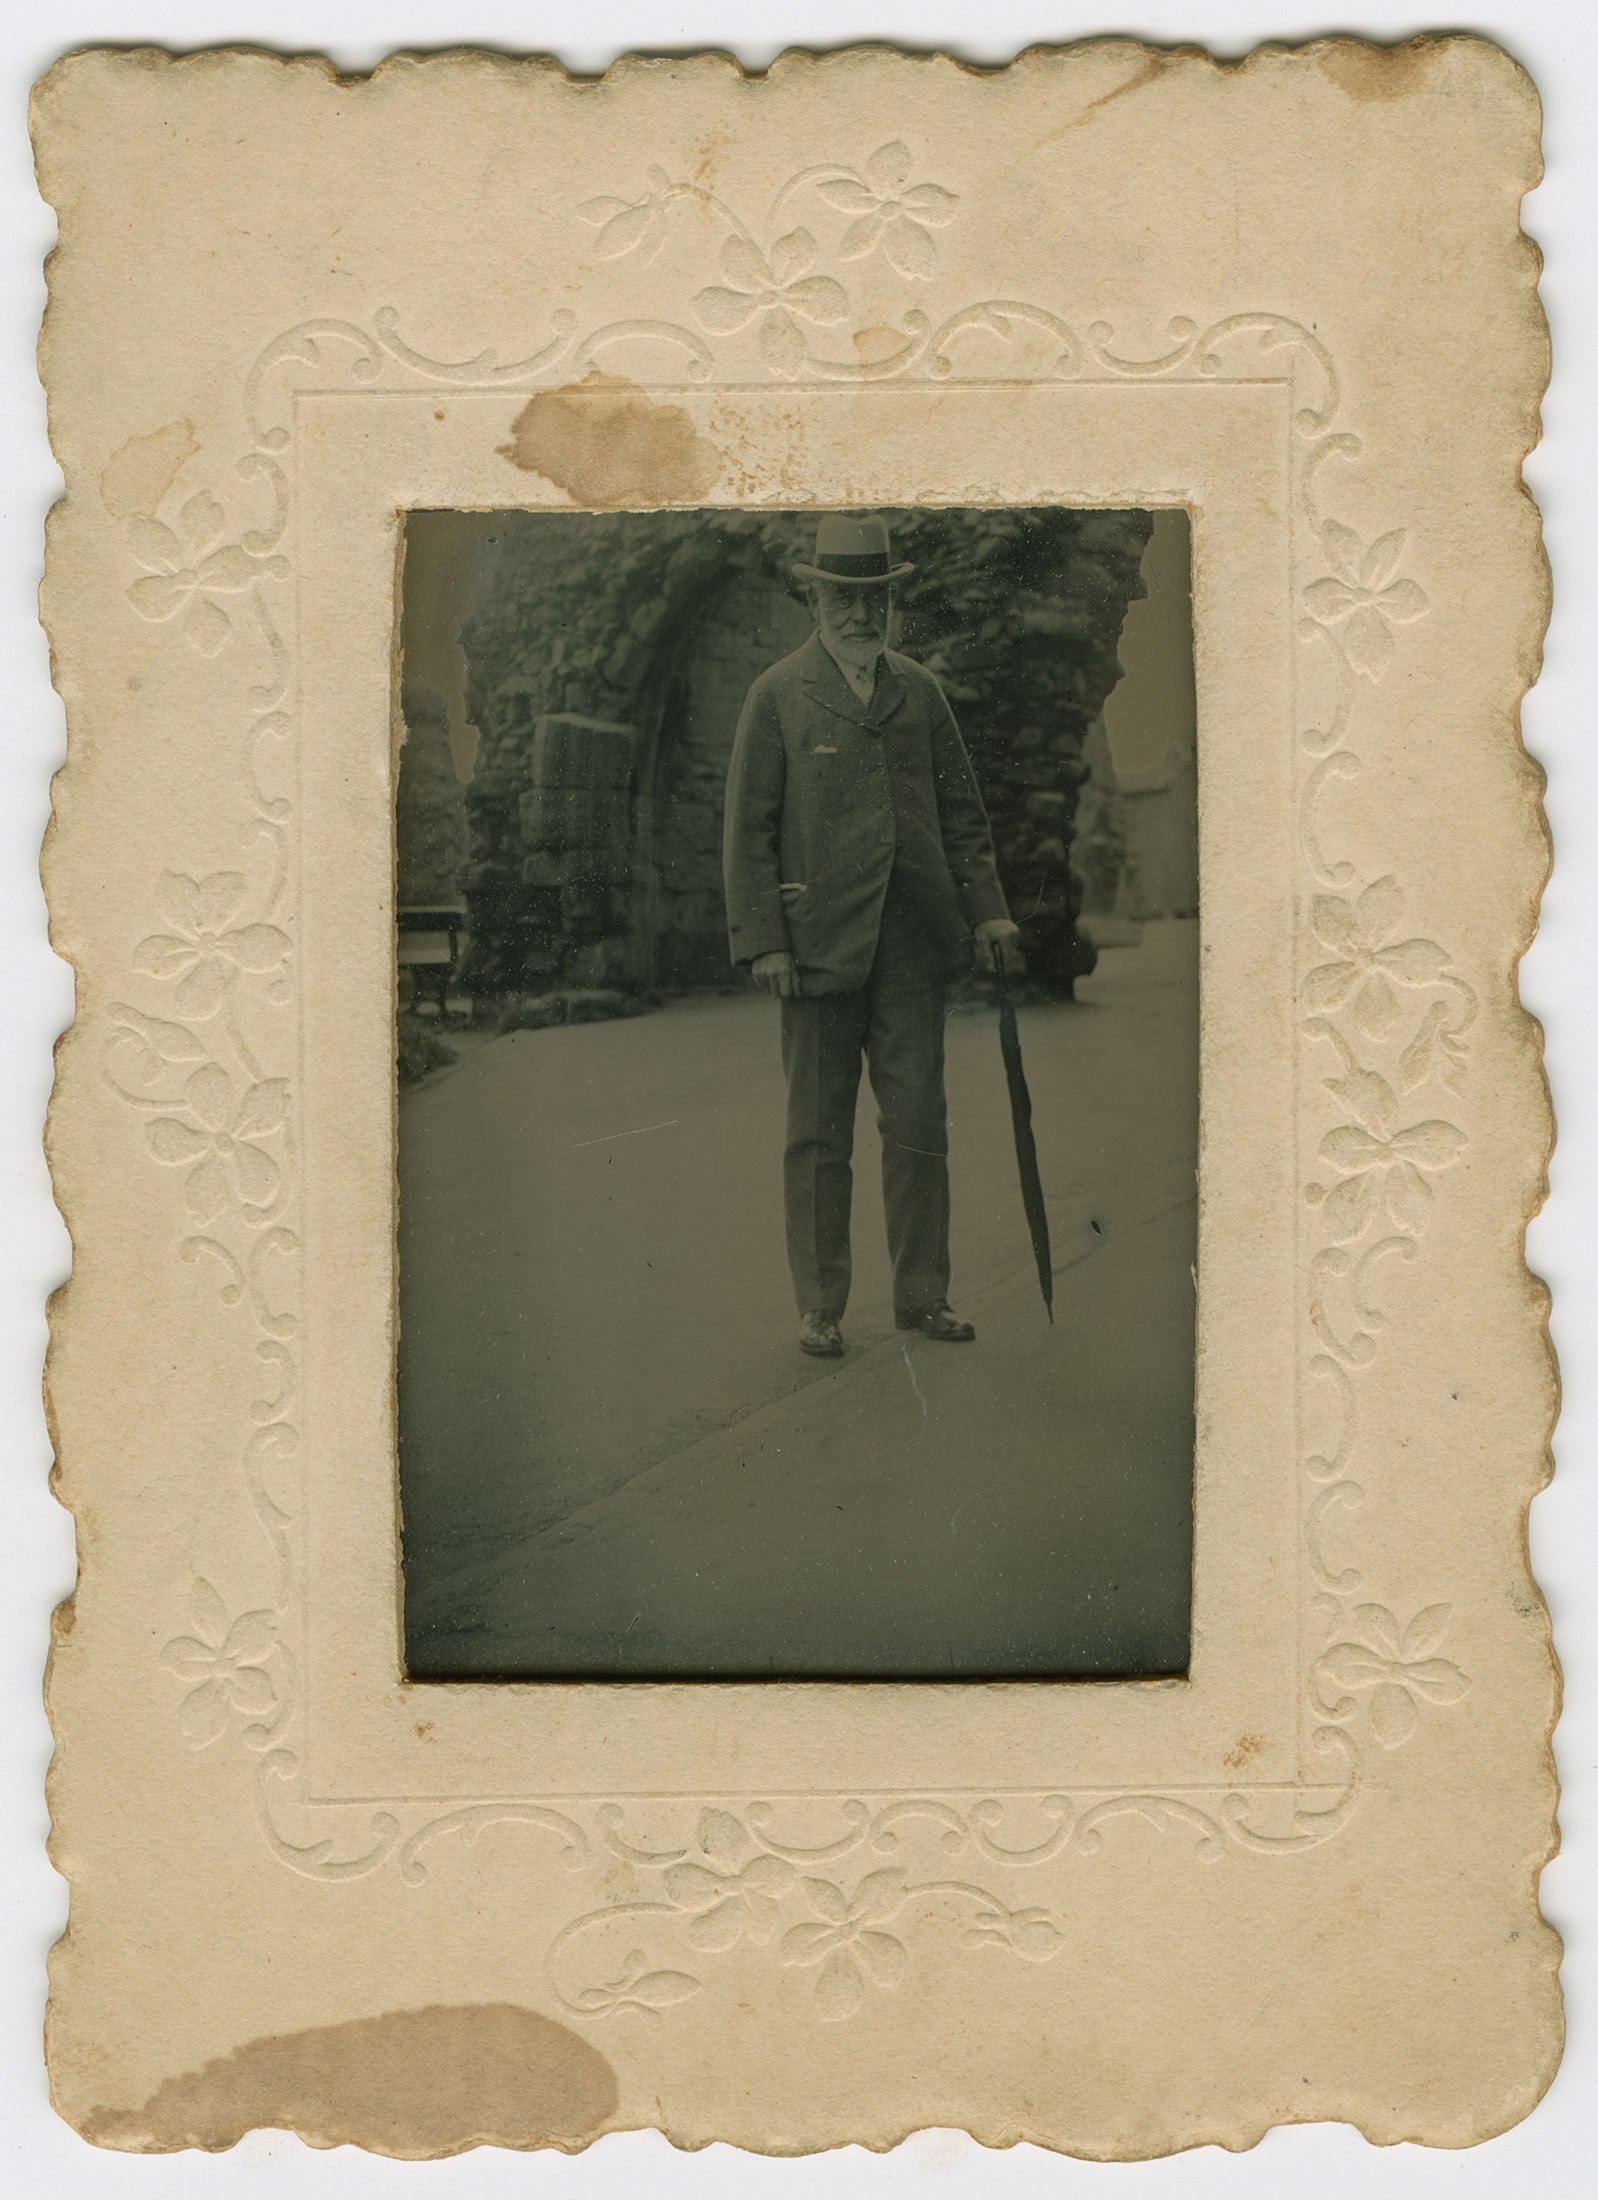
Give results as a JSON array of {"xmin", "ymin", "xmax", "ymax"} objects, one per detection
[
  {"xmin": 1316, "ymin": 38, "xmax": 1440, "ymax": 104},
  {"xmin": 78, "ymin": 2003, "xmax": 618, "ymax": 2156},
  {"xmin": 499, "ymin": 373, "xmax": 721, "ymax": 507},
  {"xmin": 1025, "ymin": 50, "xmax": 1170, "ymax": 157},
  {"xmin": 1068, "ymin": 51, "xmax": 1170, "ymax": 129},
  {"xmin": 98, "ymin": 417, "xmax": 199, "ymax": 519}
]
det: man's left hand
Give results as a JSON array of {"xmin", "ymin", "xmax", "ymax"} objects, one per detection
[{"xmin": 976, "ymin": 918, "xmax": 1024, "ymax": 972}]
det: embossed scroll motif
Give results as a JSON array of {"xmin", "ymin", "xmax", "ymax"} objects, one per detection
[{"xmin": 104, "ymin": 138, "xmax": 1472, "ymax": 2016}]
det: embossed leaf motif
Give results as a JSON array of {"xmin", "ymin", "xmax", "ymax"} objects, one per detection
[
  {"xmin": 1314, "ymin": 1069, "xmax": 1465, "ymax": 1242},
  {"xmin": 1398, "ymin": 1001, "xmax": 1462, "ymax": 1095},
  {"xmin": 147, "ymin": 1066, "xmax": 289, "ymax": 1222},
  {"xmin": 161, "ymin": 1579, "xmax": 276, "ymax": 1748},
  {"xmin": 570, "ymin": 1950, "xmax": 702, "ymax": 2019},
  {"xmin": 133, "ymin": 869, "xmax": 291, "ymax": 1019},
  {"xmin": 1303, "ymin": 875, "xmax": 1451, "ymax": 1040},
  {"xmin": 577, "ymin": 167, "xmax": 674, "ymax": 263},
  {"xmin": 963, "ymin": 1904, "xmax": 1066, "ymax": 1962},
  {"xmin": 818, "ymin": 141, "xmax": 959, "ymax": 280},
  {"xmin": 760, "ymin": 311, "xmax": 810, "ymax": 379},
  {"xmin": 779, "ymin": 1868, "xmax": 910, "ymax": 2020},
  {"xmin": 1302, "ymin": 522, "xmax": 1428, "ymax": 680},
  {"xmin": 625, "ymin": 1971, "xmax": 700, "ymax": 2008},
  {"xmin": 127, "ymin": 490, "xmax": 285, "ymax": 657},
  {"xmin": 107, "ymin": 1001, "xmax": 209, "ymax": 1087},
  {"xmin": 692, "ymin": 229, "xmax": 848, "ymax": 336},
  {"xmin": 1316, "ymin": 1603, "xmax": 1468, "ymax": 1749}
]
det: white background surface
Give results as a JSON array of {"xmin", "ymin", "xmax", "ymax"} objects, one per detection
[{"xmin": 2, "ymin": 5, "xmax": 1591, "ymax": 2191}]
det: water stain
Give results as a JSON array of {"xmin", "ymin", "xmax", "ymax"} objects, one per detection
[
  {"xmin": 498, "ymin": 373, "xmax": 721, "ymax": 507},
  {"xmin": 80, "ymin": 2002, "xmax": 618, "ymax": 2155},
  {"xmin": 98, "ymin": 417, "xmax": 199, "ymax": 519},
  {"xmin": 1316, "ymin": 38, "xmax": 1439, "ymax": 105}
]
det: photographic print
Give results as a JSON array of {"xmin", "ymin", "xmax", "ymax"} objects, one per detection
[{"xmin": 396, "ymin": 504, "xmax": 1199, "ymax": 1678}]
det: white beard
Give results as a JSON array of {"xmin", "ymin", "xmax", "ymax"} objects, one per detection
[{"xmin": 820, "ymin": 624, "xmax": 885, "ymax": 677}]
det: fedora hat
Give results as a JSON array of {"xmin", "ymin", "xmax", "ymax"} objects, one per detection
[{"xmin": 792, "ymin": 513, "xmax": 914, "ymax": 584}]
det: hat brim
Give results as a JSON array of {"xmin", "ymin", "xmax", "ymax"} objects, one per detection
[{"xmin": 791, "ymin": 560, "xmax": 915, "ymax": 584}]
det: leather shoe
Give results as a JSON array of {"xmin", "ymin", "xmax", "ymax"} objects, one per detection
[
  {"xmin": 799, "ymin": 1311, "xmax": 844, "ymax": 1358},
  {"xmin": 897, "ymin": 1301, "xmax": 976, "ymax": 1342}
]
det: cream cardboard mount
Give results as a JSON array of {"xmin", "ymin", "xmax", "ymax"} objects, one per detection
[{"xmin": 34, "ymin": 38, "xmax": 1558, "ymax": 2159}]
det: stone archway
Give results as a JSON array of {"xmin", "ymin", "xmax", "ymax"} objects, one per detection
[
  {"xmin": 645, "ymin": 568, "xmax": 812, "ymax": 989},
  {"xmin": 454, "ymin": 515, "xmax": 789, "ymax": 996}
]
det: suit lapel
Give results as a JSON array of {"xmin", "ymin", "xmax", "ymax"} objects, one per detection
[
  {"xmin": 867, "ymin": 659, "xmax": 907, "ymax": 730},
  {"xmin": 799, "ymin": 633, "xmax": 904, "ymax": 731},
  {"xmin": 799, "ymin": 634, "xmax": 870, "ymax": 727}
]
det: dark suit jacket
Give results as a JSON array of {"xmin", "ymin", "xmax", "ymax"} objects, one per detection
[{"xmin": 723, "ymin": 633, "xmax": 1010, "ymax": 995}]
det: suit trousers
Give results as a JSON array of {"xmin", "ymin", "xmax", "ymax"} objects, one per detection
[{"xmin": 780, "ymin": 880, "xmax": 952, "ymax": 1320}]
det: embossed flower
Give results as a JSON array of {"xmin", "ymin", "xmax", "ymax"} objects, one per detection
[
  {"xmin": 1315, "ymin": 1603, "xmax": 1468, "ymax": 1749},
  {"xmin": 161, "ymin": 1579, "xmax": 277, "ymax": 1747},
  {"xmin": 1302, "ymin": 521, "xmax": 1428, "ymax": 680},
  {"xmin": 780, "ymin": 1867, "xmax": 909, "ymax": 2020},
  {"xmin": 577, "ymin": 166, "xmax": 676, "ymax": 264},
  {"xmin": 147, "ymin": 1064, "xmax": 289, "ymax": 1222},
  {"xmin": 133, "ymin": 871, "xmax": 291, "ymax": 1019},
  {"xmin": 1303, "ymin": 875, "xmax": 1451, "ymax": 1040},
  {"xmin": 664, "ymin": 1851, "xmax": 796, "ymax": 1950},
  {"xmin": 1310, "ymin": 1069, "xmax": 1465, "ymax": 1241},
  {"xmin": 663, "ymin": 1808, "xmax": 797, "ymax": 1950},
  {"xmin": 815, "ymin": 141, "xmax": 959, "ymax": 280},
  {"xmin": 693, "ymin": 230, "xmax": 849, "ymax": 336},
  {"xmin": 127, "ymin": 491, "xmax": 285, "ymax": 657}
]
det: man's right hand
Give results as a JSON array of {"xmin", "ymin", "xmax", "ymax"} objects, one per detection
[{"xmin": 751, "ymin": 951, "xmax": 801, "ymax": 998}]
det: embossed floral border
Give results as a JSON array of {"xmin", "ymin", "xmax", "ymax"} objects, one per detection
[{"xmin": 100, "ymin": 137, "xmax": 1482, "ymax": 2025}]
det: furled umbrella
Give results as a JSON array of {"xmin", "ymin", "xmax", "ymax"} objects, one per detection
[{"xmin": 992, "ymin": 943, "xmax": 1054, "ymax": 1321}]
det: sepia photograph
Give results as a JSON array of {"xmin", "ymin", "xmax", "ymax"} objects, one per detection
[{"xmin": 395, "ymin": 503, "xmax": 1199, "ymax": 1679}]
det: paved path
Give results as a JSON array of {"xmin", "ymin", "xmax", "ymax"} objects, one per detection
[{"xmin": 399, "ymin": 922, "xmax": 1199, "ymax": 1678}]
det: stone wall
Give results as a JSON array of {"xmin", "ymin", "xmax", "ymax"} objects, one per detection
[{"xmin": 447, "ymin": 508, "xmax": 1153, "ymax": 998}]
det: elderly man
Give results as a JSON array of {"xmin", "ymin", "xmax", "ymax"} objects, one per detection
[{"xmin": 723, "ymin": 514, "xmax": 1020, "ymax": 1358}]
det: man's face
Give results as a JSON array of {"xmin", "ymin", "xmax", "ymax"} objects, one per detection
[{"xmin": 814, "ymin": 579, "xmax": 891, "ymax": 657}]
